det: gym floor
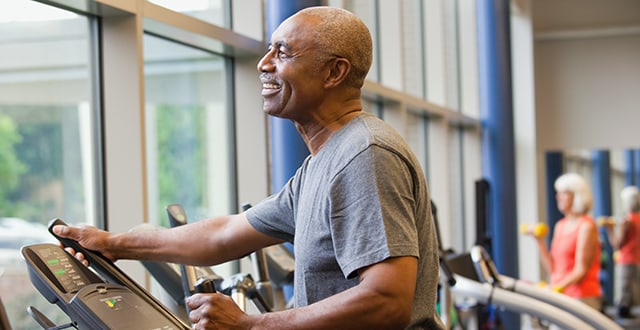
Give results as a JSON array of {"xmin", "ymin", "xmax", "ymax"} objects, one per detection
[{"xmin": 604, "ymin": 306, "xmax": 640, "ymax": 330}]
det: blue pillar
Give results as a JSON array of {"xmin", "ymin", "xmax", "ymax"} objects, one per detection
[
  {"xmin": 591, "ymin": 150, "xmax": 613, "ymax": 304},
  {"xmin": 624, "ymin": 149, "xmax": 635, "ymax": 186},
  {"xmin": 265, "ymin": 0, "xmax": 319, "ymax": 192},
  {"xmin": 477, "ymin": 1, "xmax": 519, "ymax": 328},
  {"xmin": 477, "ymin": 0, "xmax": 518, "ymax": 278},
  {"xmin": 545, "ymin": 152, "xmax": 564, "ymax": 240},
  {"xmin": 634, "ymin": 150, "xmax": 640, "ymax": 189}
]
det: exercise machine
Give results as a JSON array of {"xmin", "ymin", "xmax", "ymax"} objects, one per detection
[
  {"xmin": 445, "ymin": 250, "xmax": 596, "ymax": 330},
  {"xmin": 167, "ymin": 203, "xmax": 272, "ymax": 314},
  {"xmin": 0, "ymin": 295, "xmax": 12, "ymax": 330},
  {"xmin": 142, "ymin": 204, "xmax": 293, "ymax": 317},
  {"xmin": 22, "ymin": 218, "xmax": 190, "ymax": 329},
  {"xmin": 467, "ymin": 244, "xmax": 622, "ymax": 330},
  {"xmin": 433, "ymin": 198, "xmax": 599, "ymax": 330}
]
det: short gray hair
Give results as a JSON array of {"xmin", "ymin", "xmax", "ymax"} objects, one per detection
[
  {"xmin": 297, "ymin": 7, "xmax": 373, "ymax": 89},
  {"xmin": 554, "ymin": 173, "xmax": 593, "ymax": 214},
  {"xmin": 621, "ymin": 186, "xmax": 640, "ymax": 213}
]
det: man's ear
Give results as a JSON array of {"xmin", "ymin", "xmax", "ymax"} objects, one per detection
[{"xmin": 324, "ymin": 58, "xmax": 351, "ymax": 88}]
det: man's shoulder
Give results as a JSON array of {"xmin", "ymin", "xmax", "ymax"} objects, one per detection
[{"xmin": 344, "ymin": 113, "xmax": 406, "ymax": 148}]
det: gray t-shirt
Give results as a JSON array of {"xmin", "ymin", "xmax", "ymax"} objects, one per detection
[{"xmin": 246, "ymin": 113, "xmax": 443, "ymax": 329}]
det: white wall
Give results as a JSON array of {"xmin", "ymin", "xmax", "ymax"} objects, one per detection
[{"xmin": 535, "ymin": 34, "xmax": 640, "ymax": 151}]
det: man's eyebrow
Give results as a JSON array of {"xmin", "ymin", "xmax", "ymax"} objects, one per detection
[{"xmin": 269, "ymin": 40, "xmax": 292, "ymax": 51}]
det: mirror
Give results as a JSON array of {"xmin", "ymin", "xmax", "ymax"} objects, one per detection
[{"xmin": 544, "ymin": 148, "xmax": 639, "ymax": 310}]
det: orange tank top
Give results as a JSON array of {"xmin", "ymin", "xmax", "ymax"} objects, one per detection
[
  {"xmin": 550, "ymin": 216, "xmax": 602, "ymax": 299},
  {"xmin": 618, "ymin": 212, "xmax": 640, "ymax": 264}
]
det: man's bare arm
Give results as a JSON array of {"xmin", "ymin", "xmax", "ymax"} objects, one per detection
[
  {"xmin": 52, "ymin": 213, "xmax": 284, "ymax": 266},
  {"xmin": 229, "ymin": 256, "xmax": 418, "ymax": 329}
]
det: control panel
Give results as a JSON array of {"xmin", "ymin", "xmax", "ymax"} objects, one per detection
[{"xmin": 21, "ymin": 218, "xmax": 190, "ymax": 329}]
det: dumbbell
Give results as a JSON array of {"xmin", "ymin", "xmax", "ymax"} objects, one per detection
[
  {"xmin": 520, "ymin": 222, "xmax": 549, "ymax": 238},
  {"xmin": 597, "ymin": 216, "xmax": 616, "ymax": 227},
  {"xmin": 535, "ymin": 280, "xmax": 563, "ymax": 293}
]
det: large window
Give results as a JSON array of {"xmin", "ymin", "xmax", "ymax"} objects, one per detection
[
  {"xmin": 0, "ymin": 0, "xmax": 101, "ymax": 328},
  {"xmin": 149, "ymin": 0, "xmax": 229, "ymax": 27},
  {"xmin": 144, "ymin": 34, "xmax": 234, "ymax": 227}
]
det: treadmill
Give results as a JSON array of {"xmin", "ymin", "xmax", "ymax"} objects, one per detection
[
  {"xmin": 21, "ymin": 218, "xmax": 190, "ymax": 329},
  {"xmin": 465, "ymin": 244, "xmax": 622, "ymax": 330},
  {"xmin": 433, "ymin": 197, "xmax": 603, "ymax": 330},
  {"xmin": 445, "ymin": 249, "xmax": 597, "ymax": 330}
]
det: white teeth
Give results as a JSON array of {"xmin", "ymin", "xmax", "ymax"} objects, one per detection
[{"xmin": 263, "ymin": 83, "xmax": 279, "ymax": 89}]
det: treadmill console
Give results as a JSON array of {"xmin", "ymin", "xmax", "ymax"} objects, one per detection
[
  {"xmin": 21, "ymin": 219, "xmax": 190, "ymax": 329},
  {"xmin": 22, "ymin": 244, "xmax": 102, "ymax": 301}
]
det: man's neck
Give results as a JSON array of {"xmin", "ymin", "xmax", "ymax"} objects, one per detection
[{"xmin": 296, "ymin": 108, "xmax": 363, "ymax": 155}]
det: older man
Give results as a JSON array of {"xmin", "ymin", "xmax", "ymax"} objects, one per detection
[{"xmin": 55, "ymin": 6, "xmax": 443, "ymax": 329}]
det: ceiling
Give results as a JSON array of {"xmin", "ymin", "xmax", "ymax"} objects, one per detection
[{"xmin": 530, "ymin": 0, "xmax": 640, "ymax": 39}]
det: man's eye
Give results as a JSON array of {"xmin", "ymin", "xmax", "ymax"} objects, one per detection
[{"xmin": 276, "ymin": 49, "xmax": 289, "ymax": 59}]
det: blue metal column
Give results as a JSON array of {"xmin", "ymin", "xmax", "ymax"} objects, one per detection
[
  {"xmin": 545, "ymin": 151, "xmax": 564, "ymax": 240},
  {"xmin": 591, "ymin": 150, "xmax": 613, "ymax": 304},
  {"xmin": 264, "ymin": 0, "xmax": 319, "ymax": 192},
  {"xmin": 624, "ymin": 149, "xmax": 635, "ymax": 186},
  {"xmin": 477, "ymin": 1, "xmax": 519, "ymax": 328},
  {"xmin": 477, "ymin": 0, "xmax": 518, "ymax": 278},
  {"xmin": 634, "ymin": 150, "xmax": 640, "ymax": 188}
]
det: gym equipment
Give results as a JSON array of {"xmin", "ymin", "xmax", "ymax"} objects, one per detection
[
  {"xmin": 450, "ymin": 275, "xmax": 595, "ymax": 330},
  {"xmin": 597, "ymin": 216, "xmax": 616, "ymax": 227},
  {"xmin": 21, "ymin": 218, "xmax": 189, "ymax": 329},
  {"xmin": 434, "ymin": 198, "xmax": 606, "ymax": 330},
  {"xmin": 240, "ymin": 203, "xmax": 275, "ymax": 312},
  {"xmin": 236, "ymin": 203, "xmax": 297, "ymax": 311},
  {"xmin": 0, "ymin": 295, "xmax": 12, "ymax": 330},
  {"xmin": 164, "ymin": 204, "xmax": 218, "ymax": 326},
  {"xmin": 446, "ymin": 249, "xmax": 596, "ymax": 330},
  {"xmin": 165, "ymin": 204, "xmax": 218, "ymax": 298},
  {"xmin": 168, "ymin": 203, "xmax": 271, "ymax": 314},
  {"xmin": 142, "ymin": 204, "xmax": 284, "ymax": 316},
  {"xmin": 466, "ymin": 244, "xmax": 623, "ymax": 330},
  {"xmin": 431, "ymin": 201, "xmax": 457, "ymax": 329}
]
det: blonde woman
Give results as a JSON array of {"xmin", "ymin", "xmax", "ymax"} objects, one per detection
[{"xmin": 528, "ymin": 173, "xmax": 602, "ymax": 310}]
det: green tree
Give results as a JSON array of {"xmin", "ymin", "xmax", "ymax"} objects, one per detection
[
  {"xmin": 155, "ymin": 104, "xmax": 206, "ymax": 226},
  {"xmin": 0, "ymin": 115, "xmax": 27, "ymax": 213}
]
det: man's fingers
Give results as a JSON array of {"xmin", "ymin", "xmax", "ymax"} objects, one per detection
[
  {"xmin": 63, "ymin": 245, "xmax": 89, "ymax": 266},
  {"xmin": 186, "ymin": 293, "xmax": 205, "ymax": 309},
  {"xmin": 52, "ymin": 224, "xmax": 72, "ymax": 238},
  {"xmin": 187, "ymin": 294, "xmax": 207, "ymax": 324}
]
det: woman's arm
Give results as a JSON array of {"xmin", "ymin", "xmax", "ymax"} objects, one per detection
[
  {"xmin": 536, "ymin": 235, "xmax": 553, "ymax": 276},
  {"xmin": 605, "ymin": 218, "xmax": 631, "ymax": 250}
]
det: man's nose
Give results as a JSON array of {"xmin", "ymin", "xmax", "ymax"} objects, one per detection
[{"xmin": 257, "ymin": 50, "xmax": 275, "ymax": 72}]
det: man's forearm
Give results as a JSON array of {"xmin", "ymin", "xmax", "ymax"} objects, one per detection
[{"xmin": 254, "ymin": 283, "xmax": 411, "ymax": 330}]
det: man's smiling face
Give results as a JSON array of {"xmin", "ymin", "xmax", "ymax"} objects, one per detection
[{"xmin": 256, "ymin": 14, "xmax": 327, "ymax": 121}]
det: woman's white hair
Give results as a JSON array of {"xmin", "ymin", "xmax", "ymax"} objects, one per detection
[
  {"xmin": 554, "ymin": 173, "xmax": 593, "ymax": 214},
  {"xmin": 620, "ymin": 186, "xmax": 640, "ymax": 213}
]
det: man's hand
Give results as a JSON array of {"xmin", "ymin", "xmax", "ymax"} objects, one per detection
[
  {"xmin": 52, "ymin": 224, "xmax": 117, "ymax": 264},
  {"xmin": 186, "ymin": 293, "xmax": 256, "ymax": 330}
]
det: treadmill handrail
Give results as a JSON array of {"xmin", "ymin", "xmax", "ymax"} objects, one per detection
[
  {"xmin": 498, "ymin": 275, "xmax": 622, "ymax": 330},
  {"xmin": 450, "ymin": 275, "xmax": 596, "ymax": 330}
]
